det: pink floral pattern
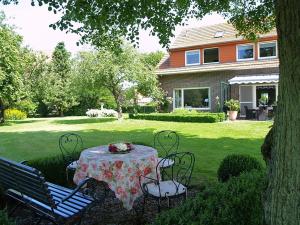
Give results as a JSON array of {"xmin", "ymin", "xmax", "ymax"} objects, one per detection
[{"xmin": 73, "ymin": 145, "xmax": 159, "ymax": 210}]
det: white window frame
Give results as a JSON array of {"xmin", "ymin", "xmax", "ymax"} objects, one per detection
[
  {"xmin": 203, "ymin": 47, "xmax": 220, "ymax": 64},
  {"xmin": 173, "ymin": 87, "xmax": 211, "ymax": 110},
  {"xmin": 239, "ymin": 84, "xmax": 278, "ymax": 116},
  {"xmin": 185, "ymin": 50, "xmax": 201, "ymax": 66},
  {"xmin": 236, "ymin": 43, "xmax": 255, "ymax": 61},
  {"xmin": 258, "ymin": 41, "xmax": 278, "ymax": 59}
]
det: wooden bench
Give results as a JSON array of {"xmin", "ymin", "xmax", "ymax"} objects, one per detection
[{"xmin": 0, "ymin": 157, "xmax": 97, "ymax": 225}]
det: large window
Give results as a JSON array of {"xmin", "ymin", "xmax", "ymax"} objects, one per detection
[
  {"xmin": 259, "ymin": 42, "xmax": 277, "ymax": 59},
  {"xmin": 237, "ymin": 44, "xmax": 254, "ymax": 61},
  {"xmin": 185, "ymin": 50, "xmax": 200, "ymax": 66},
  {"xmin": 174, "ymin": 88, "xmax": 210, "ymax": 109},
  {"xmin": 204, "ymin": 48, "xmax": 219, "ymax": 63}
]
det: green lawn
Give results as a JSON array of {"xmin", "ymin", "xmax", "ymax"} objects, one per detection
[{"xmin": 0, "ymin": 116, "xmax": 272, "ymax": 186}]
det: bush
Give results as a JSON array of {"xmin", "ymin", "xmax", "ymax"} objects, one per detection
[
  {"xmin": 4, "ymin": 109, "xmax": 27, "ymax": 120},
  {"xmin": 129, "ymin": 112, "xmax": 225, "ymax": 123},
  {"xmin": 122, "ymin": 105, "xmax": 157, "ymax": 114},
  {"xmin": 217, "ymin": 154, "xmax": 263, "ymax": 182},
  {"xmin": 14, "ymin": 100, "xmax": 37, "ymax": 117},
  {"xmin": 172, "ymin": 108, "xmax": 199, "ymax": 114},
  {"xmin": 0, "ymin": 210, "xmax": 15, "ymax": 225},
  {"xmin": 28, "ymin": 152, "xmax": 80, "ymax": 186},
  {"xmin": 153, "ymin": 170, "xmax": 266, "ymax": 225}
]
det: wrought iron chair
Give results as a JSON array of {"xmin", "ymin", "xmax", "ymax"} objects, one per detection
[
  {"xmin": 154, "ymin": 130, "xmax": 179, "ymax": 169},
  {"xmin": 139, "ymin": 152, "xmax": 195, "ymax": 212},
  {"xmin": 59, "ymin": 133, "xmax": 84, "ymax": 182}
]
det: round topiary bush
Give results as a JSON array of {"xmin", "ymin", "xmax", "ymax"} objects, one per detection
[{"xmin": 217, "ymin": 154, "xmax": 263, "ymax": 182}]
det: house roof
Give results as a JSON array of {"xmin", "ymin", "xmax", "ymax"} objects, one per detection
[
  {"xmin": 228, "ymin": 74, "xmax": 279, "ymax": 84},
  {"xmin": 170, "ymin": 23, "xmax": 277, "ymax": 50},
  {"xmin": 156, "ymin": 59, "xmax": 279, "ymax": 75}
]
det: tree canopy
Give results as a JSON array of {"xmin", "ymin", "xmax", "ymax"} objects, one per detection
[{"xmin": 0, "ymin": 0, "xmax": 275, "ymax": 49}]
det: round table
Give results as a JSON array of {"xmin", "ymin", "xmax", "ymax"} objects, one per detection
[{"xmin": 73, "ymin": 145, "xmax": 159, "ymax": 210}]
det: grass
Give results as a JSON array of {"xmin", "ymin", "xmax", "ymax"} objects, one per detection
[{"xmin": 0, "ymin": 116, "xmax": 272, "ymax": 186}]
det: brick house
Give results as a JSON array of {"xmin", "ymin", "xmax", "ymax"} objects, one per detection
[{"xmin": 156, "ymin": 23, "xmax": 279, "ymax": 116}]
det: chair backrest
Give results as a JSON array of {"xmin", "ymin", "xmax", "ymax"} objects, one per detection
[
  {"xmin": 59, "ymin": 133, "xmax": 83, "ymax": 164},
  {"xmin": 154, "ymin": 130, "xmax": 179, "ymax": 157},
  {"xmin": 0, "ymin": 157, "xmax": 56, "ymax": 208},
  {"xmin": 158, "ymin": 152, "xmax": 195, "ymax": 187}
]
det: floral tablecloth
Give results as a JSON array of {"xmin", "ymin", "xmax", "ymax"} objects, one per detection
[{"xmin": 73, "ymin": 145, "xmax": 159, "ymax": 210}]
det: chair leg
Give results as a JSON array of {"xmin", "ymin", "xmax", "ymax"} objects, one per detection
[
  {"xmin": 157, "ymin": 198, "xmax": 161, "ymax": 213},
  {"xmin": 66, "ymin": 168, "xmax": 69, "ymax": 183}
]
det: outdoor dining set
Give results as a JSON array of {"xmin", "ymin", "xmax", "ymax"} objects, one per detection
[{"xmin": 0, "ymin": 130, "xmax": 195, "ymax": 225}]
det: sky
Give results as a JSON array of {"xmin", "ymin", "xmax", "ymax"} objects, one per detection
[{"xmin": 1, "ymin": 1, "xmax": 226, "ymax": 55}]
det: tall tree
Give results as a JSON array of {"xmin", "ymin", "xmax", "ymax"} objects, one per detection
[
  {"xmin": 0, "ymin": 11, "xmax": 23, "ymax": 123},
  {"xmin": 46, "ymin": 42, "xmax": 77, "ymax": 116},
  {"xmin": 1, "ymin": 0, "xmax": 300, "ymax": 223}
]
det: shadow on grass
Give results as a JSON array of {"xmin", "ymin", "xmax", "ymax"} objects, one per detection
[
  {"xmin": 0, "ymin": 127, "xmax": 266, "ymax": 186},
  {"xmin": 0, "ymin": 119, "xmax": 42, "ymax": 126},
  {"xmin": 53, "ymin": 117, "xmax": 117, "ymax": 125}
]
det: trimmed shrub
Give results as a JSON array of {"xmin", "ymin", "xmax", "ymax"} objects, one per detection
[
  {"xmin": 217, "ymin": 154, "xmax": 263, "ymax": 182},
  {"xmin": 129, "ymin": 112, "xmax": 225, "ymax": 123},
  {"xmin": 122, "ymin": 105, "xmax": 156, "ymax": 114},
  {"xmin": 0, "ymin": 210, "xmax": 15, "ymax": 225},
  {"xmin": 28, "ymin": 151, "xmax": 80, "ymax": 186},
  {"xmin": 4, "ymin": 109, "xmax": 27, "ymax": 120},
  {"xmin": 153, "ymin": 170, "xmax": 266, "ymax": 225}
]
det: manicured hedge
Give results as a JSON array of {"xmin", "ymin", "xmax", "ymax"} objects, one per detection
[
  {"xmin": 129, "ymin": 112, "xmax": 225, "ymax": 123},
  {"xmin": 28, "ymin": 152, "xmax": 81, "ymax": 186},
  {"xmin": 122, "ymin": 105, "xmax": 157, "ymax": 114},
  {"xmin": 152, "ymin": 170, "xmax": 266, "ymax": 225}
]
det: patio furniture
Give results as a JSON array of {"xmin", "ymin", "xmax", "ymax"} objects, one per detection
[
  {"xmin": 0, "ymin": 157, "xmax": 98, "ymax": 225},
  {"xmin": 244, "ymin": 106, "xmax": 257, "ymax": 120},
  {"xmin": 154, "ymin": 130, "xmax": 179, "ymax": 168},
  {"xmin": 140, "ymin": 152, "xmax": 195, "ymax": 212},
  {"xmin": 73, "ymin": 144, "xmax": 159, "ymax": 210},
  {"xmin": 257, "ymin": 106, "xmax": 269, "ymax": 121},
  {"xmin": 59, "ymin": 133, "xmax": 84, "ymax": 182}
]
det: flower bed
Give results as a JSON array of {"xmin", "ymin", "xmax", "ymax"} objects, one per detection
[{"xmin": 129, "ymin": 112, "xmax": 225, "ymax": 123}]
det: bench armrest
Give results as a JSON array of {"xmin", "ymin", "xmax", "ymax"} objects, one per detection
[
  {"xmin": 19, "ymin": 160, "xmax": 28, "ymax": 165},
  {"xmin": 60, "ymin": 177, "xmax": 94, "ymax": 203}
]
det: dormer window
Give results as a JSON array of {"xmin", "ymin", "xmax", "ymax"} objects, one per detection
[
  {"xmin": 185, "ymin": 50, "xmax": 200, "ymax": 66},
  {"xmin": 214, "ymin": 31, "xmax": 224, "ymax": 38}
]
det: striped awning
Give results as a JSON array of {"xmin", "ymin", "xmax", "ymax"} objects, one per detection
[{"xmin": 228, "ymin": 74, "xmax": 279, "ymax": 84}]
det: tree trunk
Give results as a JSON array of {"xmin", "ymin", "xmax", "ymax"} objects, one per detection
[
  {"xmin": 116, "ymin": 100, "xmax": 123, "ymax": 119},
  {"xmin": 264, "ymin": 0, "xmax": 300, "ymax": 224},
  {"xmin": 0, "ymin": 98, "xmax": 4, "ymax": 123}
]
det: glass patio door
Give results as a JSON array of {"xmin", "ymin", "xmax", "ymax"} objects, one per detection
[{"xmin": 239, "ymin": 86, "xmax": 254, "ymax": 116}]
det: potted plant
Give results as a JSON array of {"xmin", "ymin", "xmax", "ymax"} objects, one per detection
[{"xmin": 225, "ymin": 99, "xmax": 240, "ymax": 121}]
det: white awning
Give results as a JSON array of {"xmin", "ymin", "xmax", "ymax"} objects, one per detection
[{"xmin": 228, "ymin": 74, "xmax": 279, "ymax": 84}]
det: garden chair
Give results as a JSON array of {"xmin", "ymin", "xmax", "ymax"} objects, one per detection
[
  {"xmin": 59, "ymin": 133, "xmax": 84, "ymax": 182},
  {"xmin": 139, "ymin": 152, "xmax": 195, "ymax": 212},
  {"xmin": 154, "ymin": 130, "xmax": 179, "ymax": 169}
]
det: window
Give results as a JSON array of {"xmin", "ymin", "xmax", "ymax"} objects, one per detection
[
  {"xmin": 174, "ymin": 88, "xmax": 210, "ymax": 109},
  {"xmin": 185, "ymin": 50, "xmax": 200, "ymax": 65},
  {"xmin": 259, "ymin": 42, "xmax": 277, "ymax": 59},
  {"xmin": 237, "ymin": 44, "xmax": 254, "ymax": 61},
  {"xmin": 214, "ymin": 31, "xmax": 224, "ymax": 38},
  {"xmin": 174, "ymin": 89, "xmax": 182, "ymax": 108},
  {"xmin": 204, "ymin": 48, "xmax": 219, "ymax": 63}
]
